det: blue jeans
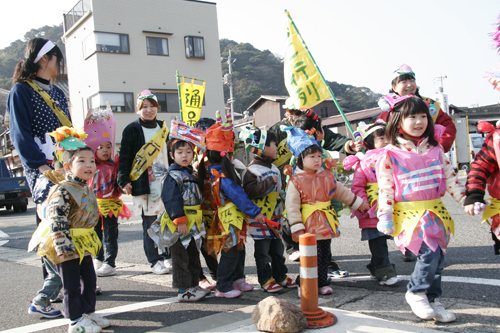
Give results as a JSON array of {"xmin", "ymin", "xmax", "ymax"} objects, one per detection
[
  {"xmin": 216, "ymin": 245, "xmax": 245, "ymax": 292},
  {"xmin": 142, "ymin": 213, "xmax": 165, "ymax": 267},
  {"xmin": 33, "ymin": 256, "xmax": 62, "ymax": 307},
  {"xmin": 95, "ymin": 216, "xmax": 119, "ymax": 267},
  {"xmin": 407, "ymin": 242, "xmax": 445, "ymax": 302},
  {"xmin": 254, "ymin": 239, "xmax": 287, "ymax": 286}
]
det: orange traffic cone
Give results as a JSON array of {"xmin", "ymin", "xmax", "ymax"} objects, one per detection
[{"xmin": 299, "ymin": 233, "xmax": 337, "ymax": 329}]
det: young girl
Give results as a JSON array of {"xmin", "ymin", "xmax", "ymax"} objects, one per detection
[
  {"xmin": 285, "ymin": 127, "xmax": 368, "ymax": 295},
  {"xmin": 200, "ymin": 110, "xmax": 266, "ymax": 298},
  {"xmin": 84, "ymin": 106, "xmax": 132, "ymax": 277},
  {"xmin": 343, "ymin": 121, "xmax": 400, "ymax": 285},
  {"xmin": 376, "ymin": 95, "xmax": 465, "ymax": 323}
]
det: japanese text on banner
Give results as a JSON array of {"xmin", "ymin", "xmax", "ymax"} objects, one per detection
[
  {"xmin": 180, "ymin": 79, "xmax": 206, "ymax": 126},
  {"xmin": 284, "ymin": 21, "xmax": 329, "ymax": 109}
]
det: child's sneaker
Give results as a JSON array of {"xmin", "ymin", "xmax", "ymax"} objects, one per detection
[
  {"xmin": 199, "ymin": 279, "xmax": 215, "ymax": 290},
  {"xmin": 289, "ymin": 251, "xmax": 300, "ymax": 262},
  {"xmin": 328, "ymin": 270, "xmax": 349, "ymax": 278},
  {"xmin": 279, "ymin": 276, "xmax": 297, "ymax": 289},
  {"xmin": 95, "ymin": 286, "xmax": 102, "ymax": 295},
  {"xmin": 405, "ymin": 291, "xmax": 436, "ymax": 320},
  {"xmin": 379, "ymin": 276, "xmax": 401, "ymax": 286},
  {"xmin": 319, "ymin": 286, "xmax": 333, "ymax": 295},
  {"xmin": 96, "ymin": 263, "xmax": 116, "ymax": 277},
  {"xmin": 195, "ymin": 286, "xmax": 211, "ymax": 296},
  {"xmin": 50, "ymin": 292, "xmax": 63, "ymax": 303},
  {"xmin": 178, "ymin": 287, "xmax": 207, "ymax": 302},
  {"xmin": 262, "ymin": 279, "xmax": 284, "ymax": 293},
  {"xmin": 214, "ymin": 289, "xmax": 242, "ymax": 298},
  {"xmin": 152, "ymin": 261, "xmax": 169, "ymax": 275},
  {"xmin": 88, "ymin": 312, "xmax": 111, "ymax": 328},
  {"xmin": 164, "ymin": 259, "xmax": 173, "ymax": 270},
  {"xmin": 68, "ymin": 314, "xmax": 102, "ymax": 333},
  {"xmin": 232, "ymin": 278, "xmax": 254, "ymax": 291},
  {"xmin": 93, "ymin": 259, "xmax": 103, "ymax": 271},
  {"xmin": 28, "ymin": 303, "xmax": 62, "ymax": 319},
  {"xmin": 430, "ymin": 300, "xmax": 456, "ymax": 323}
]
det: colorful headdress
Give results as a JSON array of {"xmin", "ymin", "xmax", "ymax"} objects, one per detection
[
  {"xmin": 170, "ymin": 120, "xmax": 206, "ymax": 150},
  {"xmin": 239, "ymin": 126, "xmax": 267, "ymax": 156},
  {"xmin": 137, "ymin": 89, "xmax": 158, "ymax": 107},
  {"xmin": 49, "ymin": 126, "xmax": 89, "ymax": 164},
  {"xmin": 378, "ymin": 94, "xmax": 414, "ymax": 112},
  {"xmin": 491, "ymin": 14, "xmax": 500, "ymax": 54},
  {"xmin": 206, "ymin": 110, "xmax": 235, "ymax": 153},
  {"xmin": 284, "ymin": 126, "xmax": 319, "ymax": 158},
  {"xmin": 83, "ymin": 102, "xmax": 116, "ymax": 155},
  {"xmin": 356, "ymin": 119, "xmax": 386, "ymax": 141},
  {"xmin": 391, "ymin": 64, "xmax": 415, "ymax": 81}
]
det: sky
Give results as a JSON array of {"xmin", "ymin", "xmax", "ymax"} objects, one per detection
[{"xmin": 1, "ymin": 0, "xmax": 499, "ymax": 108}]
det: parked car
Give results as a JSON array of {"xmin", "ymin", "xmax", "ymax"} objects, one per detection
[{"xmin": 0, "ymin": 158, "xmax": 30, "ymax": 212}]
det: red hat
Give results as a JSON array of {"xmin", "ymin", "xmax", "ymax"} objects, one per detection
[{"xmin": 205, "ymin": 110, "xmax": 235, "ymax": 152}]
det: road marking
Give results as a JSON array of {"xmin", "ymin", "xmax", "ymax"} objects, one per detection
[
  {"xmin": 0, "ymin": 230, "xmax": 9, "ymax": 247},
  {"xmin": 330, "ymin": 275, "xmax": 500, "ymax": 286},
  {"xmin": 0, "ymin": 296, "xmax": 179, "ymax": 333}
]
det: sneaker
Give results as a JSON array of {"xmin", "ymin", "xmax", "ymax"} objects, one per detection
[
  {"xmin": 232, "ymin": 278, "xmax": 254, "ymax": 291},
  {"xmin": 178, "ymin": 287, "xmax": 207, "ymax": 302},
  {"xmin": 88, "ymin": 312, "xmax": 111, "ymax": 328},
  {"xmin": 430, "ymin": 300, "xmax": 456, "ymax": 323},
  {"xmin": 405, "ymin": 291, "xmax": 436, "ymax": 320},
  {"xmin": 328, "ymin": 270, "xmax": 349, "ymax": 278},
  {"xmin": 96, "ymin": 286, "xmax": 102, "ymax": 295},
  {"xmin": 152, "ymin": 261, "xmax": 170, "ymax": 275},
  {"xmin": 199, "ymin": 279, "xmax": 215, "ymax": 290},
  {"xmin": 262, "ymin": 279, "xmax": 284, "ymax": 293},
  {"xmin": 28, "ymin": 303, "xmax": 62, "ymax": 319},
  {"xmin": 195, "ymin": 285, "xmax": 211, "ymax": 296},
  {"xmin": 319, "ymin": 286, "xmax": 333, "ymax": 295},
  {"xmin": 96, "ymin": 263, "xmax": 116, "ymax": 277},
  {"xmin": 164, "ymin": 259, "xmax": 173, "ymax": 270},
  {"xmin": 288, "ymin": 251, "xmax": 300, "ymax": 262},
  {"xmin": 50, "ymin": 292, "xmax": 63, "ymax": 303},
  {"xmin": 279, "ymin": 276, "xmax": 297, "ymax": 289},
  {"xmin": 93, "ymin": 259, "xmax": 103, "ymax": 271},
  {"xmin": 380, "ymin": 276, "xmax": 401, "ymax": 286},
  {"xmin": 214, "ymin": 289, "xmax": 242, "ymax": 298},
  {"xmin": 68, "ymin": 314, "xmax": 102, "ymax": 333}
]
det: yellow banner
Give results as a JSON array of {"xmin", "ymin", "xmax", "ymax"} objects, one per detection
[
  {"xmin": 284, "ymin": 20, "xmax": 329, "ymax": 109},
  {"xmin": 129, "ymin": 122, "xmax": 168, "ymax": 181},
  {"xmin": 180, "ymin": 78, "xmax": 206, "ymax": 127}
]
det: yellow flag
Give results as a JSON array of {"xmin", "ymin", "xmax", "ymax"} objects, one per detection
[
  {"xmin": 284, "ymin": 20, "xmax": 329, "ymax": 109},
  {"xmin": 180, "ymin": 78, "xmax": 206, "ymax": 126}
]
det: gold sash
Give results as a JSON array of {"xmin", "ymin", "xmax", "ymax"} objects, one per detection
[
  {"xmin": 251, "ymin": 191, "xmax": 280, "ymax": 219},
  {"xmin": 301, "ymin": 201, "xmax": 339, "ymax": 232},
  {"xmin": 25, "ymin": 80, "xmax": 72, "ymax": 127},
  {"xmin": 129, "ymin": 122, "xmax": 168, "ymax": 181},
  {"xmin": 218, "ymin": 202, "xmax": 247, "ymax": 233},
  {"xmin": 97, "ymin": 198, "xmax": 124, "ymax": 217},
  {"xmin": 71, "ymin": 228, "xmax": 102, "ymax": 263},
  {"xmin": 160, "ymin": 205, "xmax": 203, "ymax": 234}
]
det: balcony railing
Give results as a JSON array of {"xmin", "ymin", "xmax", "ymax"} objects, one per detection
[{"xmin": 63, "ymin": 0, "xmax": 91, "ymax": 33}]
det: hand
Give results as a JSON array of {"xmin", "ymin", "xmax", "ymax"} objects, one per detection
[
  {"xmin": 38, "ymin": 164, "xmax": 52, "ymax": 173},
  {"xmin": 464, "ymin": 204, "xmax": 475, "ymax": 215},
  {"xmin": 122, "ymin": 183, "xmax": 132, "ymax": 195},
  {"xmin": 377, "ymin": 220, "xmax": 395, "ymax": 235},
  {"xmin": 254, "ymin": 213, "xmax": 266, "ymax": 223},
  {"xmin": 350, "ymin": 140, "xmax": 364, "ymax": 152},
  {"xmin": 177, "ymin": 223, "xmax": 188, "ymax": 235},
  {"xmin": 358, "ymin": 201, "xmax": 370, "ymax": 213},
  {"xmin": 292, "ymin": 229, "xmax": 305, "ymax": 243}
]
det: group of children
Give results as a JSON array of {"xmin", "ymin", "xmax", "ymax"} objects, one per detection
[{"xmin": 28, "ymin": 73, "xmax": 500, "ymax": 332}]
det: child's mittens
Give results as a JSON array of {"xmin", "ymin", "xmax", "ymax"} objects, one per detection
[
  {"xmin": 473, "ymin": 202, "xmax": 487, "ymax": 215},
  {"xmin": 377, "ymin": 213, "xmax": 395, "ymax": 235}
]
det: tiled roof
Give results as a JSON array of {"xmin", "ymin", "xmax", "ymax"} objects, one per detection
[{"xmin": 322, "ymin": 107, "xmax": 382, "ymax": 126}]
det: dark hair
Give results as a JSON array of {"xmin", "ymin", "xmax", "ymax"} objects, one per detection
[
  {"xmin": 364, "ymin": 125, "xmax": 386, "ymax": 150},
  {"xmin": 389, "ymin": 74, "xmax": 422, "ymax": 98},
  {"xmin": 294, "ymin": 115, "xmax": 323, "ymax": 138},
  {"xmin": 265, "ymin": 131, "xmax": 277, "ymax": 146},
  {"xmin": 197, "ymin": 150, "xmax": 240, "ymax": 192},
  {"xmin": 296, "ymin": 144, "xmax": 322, "ymax": 170},
  {"xmin": 12, "ymin": 38, "xmax": 64, "ymax": 85},
  {"xmin": 169, "ymin": 138, "xmax": 193, "ymax": 155},
  {"xmin": 137, "ymin": 95, "xmax": 161, "ymax": 111},
  {"xmin": 385, "ymin": 97, "xmax": 437, "ymax": 146}
]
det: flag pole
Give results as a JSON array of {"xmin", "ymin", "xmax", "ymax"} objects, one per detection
[
  {"xmin": 176, "ymin": 70, "xmax": 183, "ymax": 122},
  {"xmin": 285, "ymin": 10, "xmax": 356, "ymax": 137}
]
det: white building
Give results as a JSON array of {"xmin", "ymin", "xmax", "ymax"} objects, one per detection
[{"xmin": 62, "ymin": 0, "xmax": 225, "ymax": 144}]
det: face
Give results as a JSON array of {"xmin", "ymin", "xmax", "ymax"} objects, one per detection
[
  {"xmin": 285, "ymin": 110, "xmax": 299, "ymax": 124},
  {"xmin": 96, "ymin": 142, "xmax": 112, "ymax": 161},
  {"xmin": 40, "ymin": 54, "xmax": 59, "ymax": 78},
  {"xmin": 139, "ymin": 99, "xmax": 158, "ymax": 121},
  {"xmin": 392, "ymin": 78, "xmax": 417, "ymax": 96},
  {"xmin": 302, "ymin": 151, "xmax": 323, "ymax": 173},
  {"xmin": 65, "ymin": 150, "xmax": 96, "ymax": 181},
  {"xmin": 400, "ymin": 113, "xmax": 428, "ymax": 139},
  {"xmin": 170, "ymin": 143, "xmax": 194, "ymax": 167},
  {"xmin": 373, "ymin": 134, "xmax": 389, "ymax": 149},
  {"xmin": 263, "ymin": 141, "xmax": 277, "ymax": 160}
]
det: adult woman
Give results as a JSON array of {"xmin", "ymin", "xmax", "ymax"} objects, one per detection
[
  {"xmin": 7, "ymin": 38, "xmax": 67, "ymax": 319},
  {"xmin": 117, "ymin": 90, "xmax": 170, "ymax": 274}
]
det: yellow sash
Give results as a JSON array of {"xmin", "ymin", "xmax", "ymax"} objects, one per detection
[
  {"xmin": 160, "ymin": 205, "xmax": 203, "ymax": 234},
  {"xmin": 251, "ymin": 191, "xmax": 280, "ymax": 220},
  {"xmin": 366, "ymin": 182, "xmax": 379, "ymax": 207},
  {"xmin": 392, "ymin": 198, "xmax": 454, "ymax": 238},
  {"xmin": 71, "ymin": 228, "xmax": 102, "ymax": 263},
  {"xmin": 273, "ymin": 138, "xmax": 293, "ymax": 167},
  {"xmin": 129, "ymin": 122, "xmax": 168, "ymax": 181},
  {"xmin": 482, "ymin": 197, "xmax": 500, "ymax": 223},
  {"xmin": 25, "ymin": 80, "xmax": 72, "ymax": 127},
  {"xmin": 97, "ymin": 198, "xmax": 123, "ymax": 217},
  {"xmin": 218, "ymin": 202, "xmax": 247, "ymax": 233},
  {"xmin": 202, "ymin": 209, "xmax": 214, "ymax": 228},
  {"xmin": 301, "ymin": 201, "xmax": 339, "ymax": 233}
]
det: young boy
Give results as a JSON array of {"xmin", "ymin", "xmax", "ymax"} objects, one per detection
[{"xmin": 240, "ymin": 127, "xmax": 296, "ymax": 292}]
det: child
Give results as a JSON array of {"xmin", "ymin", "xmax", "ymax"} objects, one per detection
[
  {"xmin": 376, "ymin": 95, "xmax": 464, "ymax": 323},
  {"xmin": 29, "ymin": 127, "xmax": 110, "ymax": 333},
  {"xmin": 240, "ymin": 126, "xmax": 296, "ymax": 292},
  {"xmin": 84, "ymin": 106, "xmax": 132, "ymax": 277},
  {"xmin": 285, "ymin": 127, "xmax": 368, "ymax": 295},
  {"xmin": 343, "ymin": 121, "xmax": 400, "ymax": 285},
  {"xmin": 464, "ymin": 122, "xmax": 500, "ymax": 254},
  {"xmin": 200, "ymin": 110, "xmax": 266, "ymax": 298}
]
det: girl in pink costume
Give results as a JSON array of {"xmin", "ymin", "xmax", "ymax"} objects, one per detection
[
  {"xmin": 343, "ymin": 121, "xmax": 401, "ymax": 286},
  {"xmin": 376, "ymin": 96, "xmax": 464, "ymax": 323}
]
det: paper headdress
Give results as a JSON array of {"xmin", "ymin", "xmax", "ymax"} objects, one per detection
[
  {"xmin": 356, "ymin": 119, "xmax": 386, "ymax": 141},
  {"xmin": 391, "ymin": 64, "xmax": 415, "ymax": 81},
  {"xmin": 206, "ymin": 110, "xmax": 235, "ymax": 152},
  {"xmin": 239, "ymin": 126, "xmax": 267, "ymax": 156},
  {"xmin": 170, "ymin": 120, "xmax": 206, "ymax": 150},
  {"xmin": 378, "ymin": 94, "xmax": 414, "ymax": 112},
  {"xmin": 284, "ymin": 126, "xmax": 319, "ymax": 158},
  {"xmin": 49, "ymin": 126, "xmax": 89, "ymax": 164},
  {"xmin": 83, "ymin": 103, "xmax": 116, "ymax": 155}
]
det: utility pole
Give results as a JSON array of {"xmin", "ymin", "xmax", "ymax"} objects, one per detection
[
  {"xmin": 434, "ymin": 75, "xmax": 447, "ymax": 93},
  {"xmin": 222, "ymin": 49, "xmax": 236, "ymax": 115}
]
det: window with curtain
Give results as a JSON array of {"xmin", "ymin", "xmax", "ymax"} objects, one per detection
[
  {"xmin": 83, "ymin": 32, "xmax": 129, "ymax": 58},
  {"xmin": 146, "ymin": 37, "xmax": 169, "ymax": 56},
  {"xmin": 184, "ymin": 36, "xmax": 205, "ymax": 59},
  {"xmin": 87, "ymin": 92, "xmax": 134, "ymax": 112}
]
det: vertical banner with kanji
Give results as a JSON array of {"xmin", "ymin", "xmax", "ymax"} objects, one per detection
[
  {"xmin": 284, "ymin": 16, "xmax": 329, "ymax": 109},
  {"xmin": 179, "ymin": 77, "xmax": 206, "ymax": 126}
]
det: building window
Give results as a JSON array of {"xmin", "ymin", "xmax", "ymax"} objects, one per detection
[
  {"xmin": 152, "ymin": 91, "xmax": 180, "ymax": 112},
  {"xmin": 147, "ymin": 37, "xmax": 169, "ymax": 56},
  {"xmin": 88, "ymin": 92, "xmax": 134, "ymax": 112},
  {"xmin": 184, "ymin": 36, "xmax": 204, "ymax": 58},
  {"xmin": 83, "ymin": 32, "xmax": 129, "ymax": 58},
  {"xmin": 320, "ymin": 107, "xmax": 328, "ymax": 118}
]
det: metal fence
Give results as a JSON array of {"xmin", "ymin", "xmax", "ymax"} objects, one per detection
[{"xmin": 63, "ymin": 0, "xmax": 91, "ymax": 33}]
